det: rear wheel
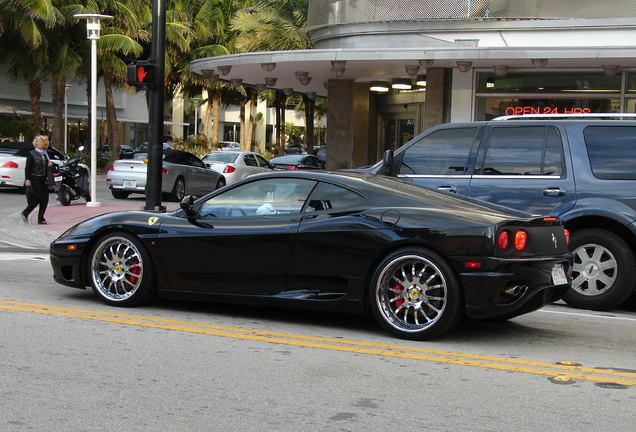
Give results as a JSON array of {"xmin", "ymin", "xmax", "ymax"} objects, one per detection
[
  {"xmin": 111, "ymin": 190, "xmax": 130, "ymax": 199},
  {"xmin": 168, "ymin": 177, "xmax": 186, "ymax": 201},
  {"xmin": 216, "ymin": 177, "xmax": 226, "ymax": 190},
  {"xmin": 57, "ymin": 187, "xmax": 71, "ymax": 206},
  {"xmin": 563, "ymin": 228, "xmax": 636, "ymax": 310},
  {"xmin": 88, "ymin": 232, "xmax": 156, "ymax": 306},
  {"xmin": 369, "ymin": 248, "xmax": 463, "ymax": 340}
]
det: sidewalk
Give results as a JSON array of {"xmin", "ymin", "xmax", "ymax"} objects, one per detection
[{"xmin": 11, "ymin": 198, "xmax": 178, "ymax": 249}]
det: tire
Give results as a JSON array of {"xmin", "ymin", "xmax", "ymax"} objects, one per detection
[
  {"xmin": 111, "ymin": 190, "xmax": 130, "ymax": 199},
  {"xmin": 58, "ymin": 187, "xmax": 71, "ymax": 206},
  {"xmin": 216, "ymin": 177, "xmax": 226, "ymax": 190},
  {"xmin": 563, "ymin": 228, "xmax": 636, "ymax": 311},
  {"xmin": 168, "ymin": 177, "xmax": 186, "ymax": 201},
  {"xmin": 84, "ymin": 193, "xmax": 91, "ymax": 203},
  {"xmin": 88, "ymin": 232, "xmax": 156, "ymax": 307},
  {"xmin": 369, "ymin": 248, "xmax": 463, "ymax": 340}
]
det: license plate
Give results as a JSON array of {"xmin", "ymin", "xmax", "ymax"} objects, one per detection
[
  {"xmin": 551, "ymin": 264, "xmax": 568, "ymax": 285},
  {"xmin": 123, "ymin": 180, "xmax": 136, "ymax": 188},
  {"xmin": 54, "ymin": 176, "xmax": 62, "ymax": 182}
]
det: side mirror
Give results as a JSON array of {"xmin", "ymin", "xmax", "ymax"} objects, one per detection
[
  {"xmin": 382, "ymin": 150, "xmax": 395, "ymax": 176},
  {"xmin": 179, "ymin": 195, "xmax": 196, "ymax": 217}
]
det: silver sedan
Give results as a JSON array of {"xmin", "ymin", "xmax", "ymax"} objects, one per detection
[
  {"xmin": 107, "ymin": 149, "xmax": 226, "ymax": 201},
  {"xmin": 201, "ymin": 151, "xmax": 275, "ymax": 185}
]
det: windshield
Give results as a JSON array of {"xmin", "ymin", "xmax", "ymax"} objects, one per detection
[{"xmin": 202, "ymin": 152, "xmax": 238, "ymax": 163}]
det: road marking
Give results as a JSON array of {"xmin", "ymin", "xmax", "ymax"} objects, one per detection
[
  {"xmin": 2, "ymin": 299, "xmax": 636, "ymax": 387},
  {"xmin": 540, "ymin": 308, "xmax": 636, "ymax": 322},
  {"xmin": 0, "ymin": 254, "xmax": 50, "ymax": 261}
]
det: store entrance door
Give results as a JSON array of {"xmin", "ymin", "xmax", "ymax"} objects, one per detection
[{"xmin": 380, "ymin": 115, "xmax": 415, "ymax": 153}]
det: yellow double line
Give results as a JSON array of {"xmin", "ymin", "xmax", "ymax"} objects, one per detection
[{"xmin": 2, "ymin": 299, "xmax": 636, "ymax": 387}]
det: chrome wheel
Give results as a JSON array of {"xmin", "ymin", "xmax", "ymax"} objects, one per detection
[
  {"xmin": 571, "ymin": 243, "xmax": 617, "ymax": 297},
  {"xmin": 89, "ymin": 234, "xmax": 154, "ymax": 305},
  {"xmin": 370, "ymin": 249, "xmax": 462, "ymax": 340}
]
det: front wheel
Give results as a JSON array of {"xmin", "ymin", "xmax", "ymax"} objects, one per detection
[
  {"xmin": 369, "ymin": 248, "xmax": 463, "ymax": 340},
  {"xmin": 57, "ymin": 186, "xmax": 71, "ymax": 206},
  {"xmin": 88, "ymin": 232, "xmax": 156, "ymax": 306},
  {"xmin": 563, "ymin": 228, "xmax": 636, "ymax": 310}
]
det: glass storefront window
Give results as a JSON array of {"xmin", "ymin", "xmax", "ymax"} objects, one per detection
[
  {"xmin": 477, "ymin": 72, "xmax": 622, "ymax": 94},
  {"xmin": 628, "ymin": 73, "xmax": 636, "ymax": 93},
  {"xmin": 476, "ymin": 98, "xmax": 621, "ymax": 120}
]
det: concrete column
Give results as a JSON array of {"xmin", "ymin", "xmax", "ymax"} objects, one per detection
[
  {"xmin": 326, "ymin": 79, "xmax": 370, "ymax": 170},
  {"xmin": 423, "ymin": 68, "xmax": 447, "ymax": 130}
]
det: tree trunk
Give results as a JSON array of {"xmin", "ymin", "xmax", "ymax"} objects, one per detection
[
  {"xmin": 304, "ymin": 95, "xmax": 314, "ymax": 155},
  {"xmin": 239, "ymin": 93, "xmax": 246, "ymax": 151},
  {"xmin": 103, "ymin": 69, "xmax": 121, "ymax": 170},
  {"xmin": 280, "ymin": 95, "xmax": 286, "ymax": 155},
  {"xmin": 275, "ymin": 92, "xmax": 282, "ymax": 155},
  {"xmin": 246, "ymin": 89, "xmax": 257, "ymax": 151},
  {"xmin": 50, "ymin": 79, "xmax": 65, "ymax": 151},
  {"xmin": 28, "ymin": 80, "xmax": 43, "ymax": 137},
  {"xmin": 211, "ymin": 90, "xmax": 220, "ymax": 151}
]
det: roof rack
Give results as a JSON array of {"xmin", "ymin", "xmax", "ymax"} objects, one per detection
[{"xmin": 493, "ymin": 113, "xmax": 636, "ymax": 121}]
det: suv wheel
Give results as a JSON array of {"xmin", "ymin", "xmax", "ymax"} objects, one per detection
[{"xmin": 563, "ymin": 228, "xmax": 636, "ymax": 310}]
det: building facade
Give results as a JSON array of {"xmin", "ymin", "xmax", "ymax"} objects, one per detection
[{"xmin": 191, "ymin": 0, "xmax": 636, "ymax": 169}]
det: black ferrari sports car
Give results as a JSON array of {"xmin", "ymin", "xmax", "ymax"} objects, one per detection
[{"xmin": 50, "ymin": 171, "xmax": 572, "ymax": 340}]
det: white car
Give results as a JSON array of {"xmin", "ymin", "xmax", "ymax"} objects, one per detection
[
  {"xmin": 201, "ymin": 151, "xmax": 275, "ymax": 185},
  {"xmin": 0, "ymin": 141, "xmax": 75, "ymax": 190},
  {"xmin": 219, "ymin": 141, "xmax": 240, "ymax": 151},
  {"xmin": 107, "ymin": 149, "xmax": 226, "ymax": 201}
]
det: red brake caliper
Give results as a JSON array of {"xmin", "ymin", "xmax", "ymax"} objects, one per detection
[{"xmin": 128, "ymin": 259, "xmax": 141, "ymax": 284}]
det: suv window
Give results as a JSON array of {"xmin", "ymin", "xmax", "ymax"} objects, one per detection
[
  {"xmin": 477, "ymin": 126, "xmax": 563, "ymax": 176},
  {"xmin": 584, "ymin": 126, "xmax": 636, "ymax": 180},
  {"xmin": 399, "ymin": 128, "xmax": 478, "ymax": 175}
]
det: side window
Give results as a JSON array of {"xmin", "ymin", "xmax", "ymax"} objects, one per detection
[
  {"xmin": 189, "ymin": 154, "xmax": 205, "ymax": 168},
  {"xmin": 307, "ymin": 183, "xmax": 364, "ymax": 212},
  {"xmin": 399, "ymin": 128, "xmax": 477, "ymax": 175},
  {"xmin": 584, "ymin": 126, "xmax": 636, "ymax": 180},
  {"xmin": 304, "ymin": 156, "xmax": 319, "ymax": 168},
  {"xmin": 244, "ymin": 154, "xmax": 258, "ymax": 167},
  {"xmin": 479, "ymin": 126, "xmax": 563, "ymax": 176},
  {"xmin": 199, "ymin": 178, "xmax": 316, "ymax": 217},
  {"xmin": 255, "ymin": 155, "xmax": 271, "ymax": 168}
]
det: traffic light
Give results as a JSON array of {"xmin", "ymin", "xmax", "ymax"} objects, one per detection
[{"xmin": 126, "ymin": 60, "xmax": 156, "ymax": 87}]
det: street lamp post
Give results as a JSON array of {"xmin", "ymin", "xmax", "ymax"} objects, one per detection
[
  {"xmin": 63, "ymin": 84, "xmax": 72, "ymax": 154},
  {"xmin": 74, "ymin": 13, "xmax": 112, "ymax": 208}
]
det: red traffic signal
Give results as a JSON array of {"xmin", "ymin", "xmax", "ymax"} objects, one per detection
[{"xmin": 126, "ymin": 61, "xmax": 156, "ymax": 87}]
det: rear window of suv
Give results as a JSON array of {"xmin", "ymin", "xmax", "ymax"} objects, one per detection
[
  {"xmin": 477, "ymin": 126, "xmax": 564, "ymax": 176},
  {"xmin": 584, "ymin": 126, "xmax": 636, "ymax": 180}
]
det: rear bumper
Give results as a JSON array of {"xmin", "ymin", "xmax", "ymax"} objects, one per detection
[{"xmin": 455, "ymin": 254, "xmax": 572, "ymax": 320}]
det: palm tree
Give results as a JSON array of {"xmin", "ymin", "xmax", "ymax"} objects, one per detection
[
  {"xmin": 0, "ymin": 0, "xmax": 61, "ymax": 137},
  {"xmin": 231, "ymin": 0, "xmax": 311, "ymax": 154}
]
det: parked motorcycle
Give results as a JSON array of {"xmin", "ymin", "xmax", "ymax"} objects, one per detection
[{"xmin": 56, "ymin": 156, "xmax": 91, "ymax": 206}]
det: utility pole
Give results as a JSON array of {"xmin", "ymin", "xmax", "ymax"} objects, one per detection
[{"xmin": 144, "ymin": 0, "xmax": 167, "ymax": 212}]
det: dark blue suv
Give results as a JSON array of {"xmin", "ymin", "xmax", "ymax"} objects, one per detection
[{"xmin": 365, "ymin": 116, "xmax": 636, "ymax": 311}]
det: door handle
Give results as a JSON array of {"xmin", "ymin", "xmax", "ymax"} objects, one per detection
[
  {"xmin": 543, "ymin": 187, "xmax": 567, "ymax": 197},
  {"xmin": 437, "ymin": 185, "xmax": 458, "ymax": 194}
]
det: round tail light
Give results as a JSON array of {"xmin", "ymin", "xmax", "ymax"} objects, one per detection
[
  {"xmin": 515, "ymin": 230, "xmax": 528, "ymax": 251},
  {"xmin": 497, "ymin": 231, "xmax": 510, "ymax": 251}
]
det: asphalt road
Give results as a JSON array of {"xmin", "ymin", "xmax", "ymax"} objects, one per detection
[{"xmin": 1, "ymin": 179, "xmax": 636, "ymax": 431}]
